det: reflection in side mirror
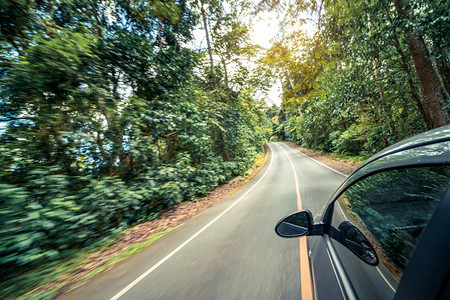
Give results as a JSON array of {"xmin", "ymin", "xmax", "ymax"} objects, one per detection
[
  {"xmin": 339, "ymin": 221, "xmax": 379, "ymax": 266},
  {"xmin": 275, "ymin": 210, "xmax": 313, "ymax": 238}
]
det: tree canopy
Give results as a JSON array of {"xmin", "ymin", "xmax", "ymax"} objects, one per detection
[
  {"xmin": 1, "ymin": 0, "xmax": 449, "ymax": 297},
  {"xmin": 261, "ymin": 0, "xmax": 449, "ymax": 156},
  {"xmin": 0, "ymin": 0, "xmax": 271, "ymax": 297}
]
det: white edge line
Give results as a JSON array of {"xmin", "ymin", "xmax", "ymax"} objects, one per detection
[
  {"xmin": 337, "ymin": 202, "xmax": 348, "ymax": 221},
  {"xmin": 288, "ymin": 145, "xmax": 347, "ymax": 177},
  {"xmin": 286, "ymin": 143, "xmax": 397, "ymax": 293},
  {"xmin": 109, "ymin": 145, "xmax": 274, "ymax": 300}
]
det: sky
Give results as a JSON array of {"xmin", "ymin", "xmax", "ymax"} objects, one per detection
[
  {"xmin": 250, "ymin": 7, "xmax": 316, "ymax": 107},
  {"xmin": 250, "ymin": 10, "xmax": 283, "ymax": 107},
  {"xmin": 189, "ymin": 4, "xmax": 284, "ymax": 107},
  {"xmin": 250, "ymin": 10, "xmax": 280, "ymax": 49}
]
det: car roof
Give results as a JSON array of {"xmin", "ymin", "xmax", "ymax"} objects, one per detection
[
  {"xmin": 356, "ymin": 125, "xmax": 450, "ymax": 172},
  {"xmin": 323, "ymin": 125, "xmax": 450, "ymax": 224},
  {"xmin": 327, "ymin": 125, "xmax": 450, "ymax": 208}
]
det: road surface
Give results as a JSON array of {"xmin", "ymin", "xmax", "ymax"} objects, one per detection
[{"xmin": 64, "ymin": 142, "xmax": 345, "ymax": 300}]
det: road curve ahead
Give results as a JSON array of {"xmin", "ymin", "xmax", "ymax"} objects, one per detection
[{"xmin": 64, "ymin": 143, "xmax": 346, "ymax": 300}]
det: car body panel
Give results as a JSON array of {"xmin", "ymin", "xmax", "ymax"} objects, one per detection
[
  {"xmin": 356, "ymin": 125, "xmax": 450, "ymax": 171},
  {"xmin": 278, "ymin": 126, "xmax": 450, "ymax": 300},
  {"xmin": 323, "ymin": 139, "xmax": 450, "ymax": 225},
  {"xmin": 309, "ymin": 236, "xmax": 346, "ymax": 300}
]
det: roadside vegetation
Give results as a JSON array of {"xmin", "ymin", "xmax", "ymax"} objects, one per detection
[
  {"xmin": 261, "ymin": 0, "xmax": 449, "ymax": 158},
  {"xmin": 0, "ymin": 1, "xmax": 271, "ymax": 298},
  {"xmin": 1, "ymin": 0, "xmax": 449, "ymax": 298},
  {"xmin": 19, "ymin": 149, "xmax": 268, "ymax": 300}
]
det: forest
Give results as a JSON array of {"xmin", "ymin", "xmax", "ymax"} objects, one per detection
[
  {"xmin": 263, "ymin": 0, "xmax": 449, "ymax": 157},
  {"xmin": 0, "ymin": 0, "xmax": 272, "ymax": 296},
  {"xmin": 1, "ymin": 0, "xmax": 449, "ymax": 298}
]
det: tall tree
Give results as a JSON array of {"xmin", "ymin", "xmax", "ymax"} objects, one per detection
[
  {"xmin": 199, "ymin": 0, "xmax": 216, "ymax": 77},
  {"xmin": 394, "ymin": 0, "xmax": 448, "ymax": 128},
  {"xmin": 258, "ymin": 0, "xmax": 449, "ymax": 156}
]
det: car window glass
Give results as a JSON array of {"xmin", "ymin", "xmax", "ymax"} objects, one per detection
[{"xmin": 330, "ymin": 166, "xmax": 450, "ymax": 299}]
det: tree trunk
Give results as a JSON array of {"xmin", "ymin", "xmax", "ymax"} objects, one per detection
[
  {"xmin": 372, "ymin": 59, "xmax": 386, "ymax": 101},
  {"xmin": 200, "ymin": 1, "xmax": 216, "ymax": 86},
  {"xmin": 372, "ymin": 59, "xmax": 397, "ymax": 136},
  {"xmin": 220, "ymin": 55, "xmax": 228, "ymax": 86},
  {"xmin": 391, "ymin": 32, "xmax": 431, "ymax": 128},
  {"xmin": 158, "ymin": 18, "xmax": 163, "ymax": 48},
  {"xmin": 384, "ymin": 5, "xmax": 431, "ymax": 128},
  {"xmin": 394, "ymin": 0, "xmax": 448, "ymax": 128}
]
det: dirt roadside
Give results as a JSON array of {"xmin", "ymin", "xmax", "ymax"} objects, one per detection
[{"xmin": 283, "ymin": 141, "xmax": 362, "ymax": 176}]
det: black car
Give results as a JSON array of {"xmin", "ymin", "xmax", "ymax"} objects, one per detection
[{"xmin": 275, "ymin": 125, "xmax": 450, "ymax": 300}]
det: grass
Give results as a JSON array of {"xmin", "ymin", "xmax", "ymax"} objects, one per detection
[
  {"xmin": 13, "ymin": 228, "xmax": 175, "ymax": 300},
  {"xmin": 326, "ymin": 152, "xmax": 366, "ymax": 164}
]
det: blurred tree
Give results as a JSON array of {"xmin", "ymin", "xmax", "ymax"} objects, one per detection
[{"xmin": 0, "ymin": 0, "xmax": 271, "ymax": 296}]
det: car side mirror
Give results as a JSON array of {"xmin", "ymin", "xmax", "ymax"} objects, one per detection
[
  {"xmin": 275, "ymin": 210, "xmax": 314, "ymax": 238},
  {"xmin": 338, "ymin": 221, "xmax": 379, "ymax": 266}
]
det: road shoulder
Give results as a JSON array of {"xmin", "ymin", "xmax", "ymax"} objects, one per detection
[{"xmin": 283, "ymin": 141, "xmax": 362, "ymax": 176}]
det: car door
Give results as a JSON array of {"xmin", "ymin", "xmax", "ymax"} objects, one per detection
[{"xmin": 325, "ymin": 165, "xmax": 450, "ymax": 299}]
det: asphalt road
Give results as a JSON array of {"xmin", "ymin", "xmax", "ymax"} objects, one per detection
[{"xmin": 64, "ymin": 142, "xmax": 345, "ymax": 300}]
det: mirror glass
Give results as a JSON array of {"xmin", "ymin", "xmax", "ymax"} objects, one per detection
[
  {"xmin": 344, "ymin": 225, "xmax": 378, "ymax": 265},
  {"xmin": 275, "ymin": 211, "xmax": 310, "ymax": 237}
]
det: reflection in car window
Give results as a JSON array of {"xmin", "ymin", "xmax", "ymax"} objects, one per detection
[{"xmin": 331, "ymin": 166, "xmax": 450, "ymax": 298}]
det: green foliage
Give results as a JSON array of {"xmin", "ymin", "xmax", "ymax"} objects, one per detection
[
  {"xmin": 263, "ymin": 0, "xmax": 446, "ymax": 156},
  {"xmin": 0, "ymin": 0, "xmax": 271, "ymax": 297}
]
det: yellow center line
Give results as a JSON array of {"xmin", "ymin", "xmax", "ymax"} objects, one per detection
[{"xmin": 281, "ymin": 146, "xmax": 313, "ymax": 300}]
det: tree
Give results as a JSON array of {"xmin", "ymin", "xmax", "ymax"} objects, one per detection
[
  {"xmin": 198, "ymin": 0, "xmax": 217, "ymax": 83},
  {"xmin": 0, "ymin": 1, "xmax": 271, "ymax": 296},
  {"xmin": 394, "ymin": 0, "xmax": 448, "ymax": 128},
  {"xmin": 258, "ymin": 0, "xmax": 448, "ymax": 156}
]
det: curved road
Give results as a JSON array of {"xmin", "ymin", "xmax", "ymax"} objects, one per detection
[{"xmin": 65, "ymin": 143, "xmax": 345, "ymax": 300}]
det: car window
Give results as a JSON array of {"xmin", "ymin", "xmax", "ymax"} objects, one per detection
[{"xmin": 330, "ymin": 166, "xmax": 450, "ymax": 299}]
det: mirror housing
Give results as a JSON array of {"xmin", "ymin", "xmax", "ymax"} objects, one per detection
[
  {"xmin": 275, "ymin": 210, "xmax": 314, "ymax": 238},
  {"xmin": 338, "ymin": 221, "xmax": 379, "ymax": 266}
]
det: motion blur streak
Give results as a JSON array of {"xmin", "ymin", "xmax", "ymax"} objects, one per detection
[{"xmin": 108, "ymin": 146, "xmax": 275, "ymax": 300}]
